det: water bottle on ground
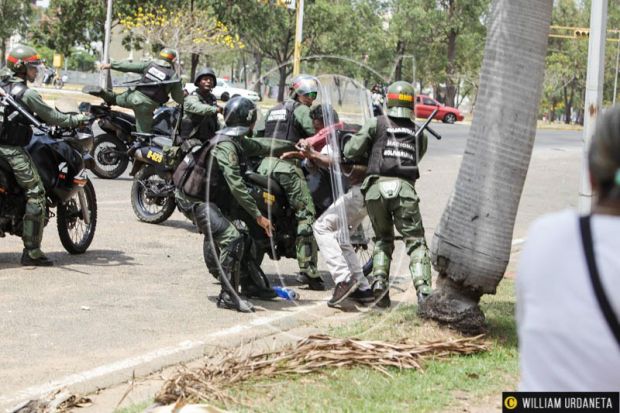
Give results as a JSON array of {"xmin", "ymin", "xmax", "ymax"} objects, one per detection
[{"xmin": 273, "ymin": 286, "xmax": 299, "ymax": 301}]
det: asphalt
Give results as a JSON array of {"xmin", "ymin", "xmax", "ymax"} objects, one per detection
[{"xmin": 0, "ymin": 123, "xmax": 583, "ymax": 411}]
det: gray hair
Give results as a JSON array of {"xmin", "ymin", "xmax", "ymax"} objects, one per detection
[{"xmin": 588, "ymin": 106, "xmax": 620, "ymax": 201}]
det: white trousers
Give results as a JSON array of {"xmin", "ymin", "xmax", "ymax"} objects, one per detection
[{"xmin": 313, "ymin": 185, "xmax": 371, "ymax": 289}]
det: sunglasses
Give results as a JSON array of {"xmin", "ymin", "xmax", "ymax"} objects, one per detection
[{"xmin": 304, "ymin": 92, "xmax": 318, "ymax": 99}]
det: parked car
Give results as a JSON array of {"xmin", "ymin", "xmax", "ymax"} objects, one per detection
[
  {"xmin": 184, "ymin": 78, "xmax": 261, "ymax": 102},
  {"xmin": 414, "ymin": 95, "xmax": 464, "ymax": 124}
]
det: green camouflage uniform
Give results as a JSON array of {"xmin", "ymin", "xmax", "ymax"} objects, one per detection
[
  {"xmin": 0, "ymin": 76, "xmax": 87, "ymax": 257},
  {"xmin": 176, "ymin": 136, "xmax": 296, "ymax": 271},
  {"xmin": 256, "ymin": 103, "xmax": 318, "ymax": 277},
  {"xmin": 343, "ymin": 117, "xmax": 432, "ymax": 296},
  {"xmin": 182, "ymin": 90, "xmax": 220, "ymax": 143},
  {"xmin": 97, "ymin": 60, "xmax": 184, "ymax": 132}
]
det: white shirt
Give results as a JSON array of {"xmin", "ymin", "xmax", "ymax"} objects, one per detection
[{"xmin": 517, "ymin": 209, "xmax": 620, "ymax": 391}]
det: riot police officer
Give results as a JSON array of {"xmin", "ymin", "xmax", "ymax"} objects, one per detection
[
  {"xmin": 174, "ymin": 97, "xmax": 296, "ymax": 312},
  {"xmin": 0, "ymin": 45, "xmax": 89, "ymax": 266},
  {"xmin": 255, "ymin": 74, "xmax": 324, "ymax": 290},
  {"xmin": 343, "ymin": 81, "xmax": 432, "ymax": 308},
  {"xmin": 84, "ymin": 48, "xmax": 184, "ymax": 133},
  {"xmin": 180, "ymin": 67, "xmax": 222, "ymax": 146}
]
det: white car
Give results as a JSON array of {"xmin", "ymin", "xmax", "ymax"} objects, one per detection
[{"xmin": 185, "ymin": 78, "xmax": 261, "ymax": 102}]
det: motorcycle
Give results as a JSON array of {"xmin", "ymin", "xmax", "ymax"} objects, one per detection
[
  {"xmin": 79, "ymin": 102, "xmax": 179, "ymax": 179},
  {"xmin": 42, "ymin": 68, "xmax": 65, "ymax": 89},
  {"xmin": 0, "ymin": 93, "xmax": 97, "ymax": 254},
  {"xmin": 128, "ymin": 131, "xmax": 180, "ymax": 224}
]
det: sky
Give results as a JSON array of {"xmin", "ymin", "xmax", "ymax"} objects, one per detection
[{"xmin": 36, "ymin": 0, "xmax": 50, "ymax": 7}]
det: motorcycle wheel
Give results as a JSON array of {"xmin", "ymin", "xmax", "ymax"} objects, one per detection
[
  {"xmin": 57, "ymin": 179, "xmax": 98, "ymax": 254},
  {"xmin": 91, "ymin": 134, "xmax": 129, "ymax": 179},
  {"xmin": 131, "ymin": 165, "xmax": 176, "ymax": 224},
  {"xmin": 53, "ymin": 78, "xmax": 64, "ymax": 89}
]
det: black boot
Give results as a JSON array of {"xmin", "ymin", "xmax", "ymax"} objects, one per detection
[
  {"xmin": 217, "ymin": 291, "xmax": 254, "ymax": 313},
  {"xmin": 371, "ymin": 278, "xmax": 391, "ymax": 309},
  {"xmin": 21, "ymin": 249, "xmax": 53, "ymax": 267},
  {"xmin": 296, "ymin": 272, "xmax": 326, "ymax": 291}
]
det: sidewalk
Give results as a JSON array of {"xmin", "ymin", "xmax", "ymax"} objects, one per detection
[{"xmin": 0, "ymin": 126, "xmax": 582, "ymax": 412}]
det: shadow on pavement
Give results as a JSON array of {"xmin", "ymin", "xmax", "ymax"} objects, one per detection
[{"xmin": 53, "ymin": 249, "xmax": 137, "ymax": 267}]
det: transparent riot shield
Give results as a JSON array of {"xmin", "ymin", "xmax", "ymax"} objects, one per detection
[{"xmin": 313, "ymin": 75, "xmax": 375, "ymax": 276}]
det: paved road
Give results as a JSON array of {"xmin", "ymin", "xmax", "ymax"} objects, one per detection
[{"xmin": 0, "ymin": 124, "xmax": 582, "ymax": 409}]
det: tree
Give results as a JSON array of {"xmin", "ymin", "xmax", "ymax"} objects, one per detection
[
  {"xmin": 32, "ymin": 0, "xmax": 187, "ymax": 56},
  {"xmin": 119, "ymin": 4, "xmax": 242, "ymax": 78},
  {"xmin": 34, "ymin": 0, "xmax": 108, "ymax": 55},
  {"xmin": 0, "ymin": 0, "xmax": 33, "ymax": 66},
  {"xmin": 208, "ymin": 0, "xmax": 380, "ymax": 101},
  {"xmin": 418, "ymin": 0, "xmax": 554, "ymax": 334}
]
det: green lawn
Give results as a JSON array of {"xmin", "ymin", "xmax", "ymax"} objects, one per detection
[
  {"xmin": 228, "ymin": 280, "xmax": 518, "ymax": 413},
  {"xmin": 115, "ymin": 279, "xmax": 517, "ymax": 413}
]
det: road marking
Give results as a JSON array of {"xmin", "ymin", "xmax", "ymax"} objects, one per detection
[{"xmin": 0, "ymin": 300, "xmax": 326, "ymax": 410}]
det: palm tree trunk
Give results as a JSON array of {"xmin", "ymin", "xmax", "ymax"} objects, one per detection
[{"xmin": 418, "ymin": 0, "xmax": 553, "ymax": 334}]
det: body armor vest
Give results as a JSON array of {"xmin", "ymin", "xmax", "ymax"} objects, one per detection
[
  {"xmin": 263, "ymin": 100, "xmax": 302, "ymax": 143},
  {"xmin": 367, "ymin": 116, "xmax": 420, "ymax": 181},
  {"xmin": 136, "ymin": 62, "xmax": 176, "ymax": 104},
  {"xmin": 0, "ymin": 81, "xmax": 33, "ymax": 147}
]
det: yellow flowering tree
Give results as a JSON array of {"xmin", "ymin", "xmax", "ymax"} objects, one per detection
[{"xmin": 119, "ymin": 6, "xmax": 243, "ymax": 77}]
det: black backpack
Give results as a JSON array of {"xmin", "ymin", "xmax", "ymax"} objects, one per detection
[
  {"xmin": 0, "ymin": 81, "xmax": 33, "ymax": 146},
  {"xmin": 172, "ymin": 135, "xmax": 231, "ymax": 200}
]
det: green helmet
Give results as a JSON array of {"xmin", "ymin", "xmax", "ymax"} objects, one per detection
[
  {"xmin": 224, "ymin": 96, "xmax": 257, "ymax": 128},
  {"xmin": 289, "ymin": 74, "xmax": 318, "ymax": 99},
  {"xmin": 194, "ymin": 67, "xmax": 216, "ymax": 86},
  {"xmin": 386, "ymin": 81, "xmax": 415, "ymax": 119},
  {"xmin": 158, "ymin": 48, "xmax": 178, "ymax": 64},
  {"xmin": 6, "ymin": 45, "xmax": 42, "ymax": 75}
]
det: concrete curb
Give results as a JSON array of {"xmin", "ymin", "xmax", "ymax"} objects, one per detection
[{"xmin": 1, "ymin": 299, "xmax": 342, "ymax": 412}]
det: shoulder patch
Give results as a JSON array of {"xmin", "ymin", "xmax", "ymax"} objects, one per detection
[{"xmin": 228, "ymin": 151, "xmax": 239, "ymax": 165}]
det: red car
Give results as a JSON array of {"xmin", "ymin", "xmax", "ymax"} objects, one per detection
[{"xmin": 414, "ymin": 95, "xmax": 464, "ymax": 124}]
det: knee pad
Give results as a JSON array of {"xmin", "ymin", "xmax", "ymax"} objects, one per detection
[
  {"xmin": 193, "ymin": 202, "xmax": 229, "ymax": 236},
  {"xmin": 23, "ymin": 198, "xmax": 45, "ymax": 249},
  {"xmin": 371, "ymin": 246, "xmax": 392, "ymax": 280}
]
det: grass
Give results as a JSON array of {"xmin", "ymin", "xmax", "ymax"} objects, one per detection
[
  {"xmin": 225, "ymin": 279, "xmax": 518, "ymax": 413},
  {"xmin": 113, "ymin": 279, "xmax": 517, "ymax": 412}
]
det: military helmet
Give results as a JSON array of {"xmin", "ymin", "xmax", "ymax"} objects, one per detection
[
  {"xmin": 224, "ymin": 96, "xmax": 257, "ymax": 128},
  {"xmin": 289, "ymin": 74, "xmax": 318, "ymax": 99},
  {"xmin": 158, "ymin": 48, "xmax": 178, "ymax": 64},
  {"xmin": 194, "ymin": 67, "xmax": 216, "ymax": 87},
  {"xmin": 6, "ymin": 45, "xmax": 42, "ymax": 75},
  {"xmin": 386, "ymin": 81, "xmax": 415, "ymax": 119}
]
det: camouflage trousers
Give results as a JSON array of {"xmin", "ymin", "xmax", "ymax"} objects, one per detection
[
  {"xmin": 258, "ymin": 157, "xmax": 318, "ymax": 277},
  {"xmin": 0, "ymin": 145, "xmax": 46, "ymax": 251},
  {"xmin": 364, "ymin": 177, "xmax": 432, "ymax": 294},
  {"xmin": 98, "ymin": 89, "xmax": 159, "ymax": 133}
]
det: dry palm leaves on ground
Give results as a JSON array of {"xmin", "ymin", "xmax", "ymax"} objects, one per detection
[{"xmin": 155, "ymin": 333, "xmax": 488, "ymax": 406}]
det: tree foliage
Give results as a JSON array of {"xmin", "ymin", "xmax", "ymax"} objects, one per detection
[{"xmin": 0, "ymin": 0, "xmax": 33, "ymax": 65}]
